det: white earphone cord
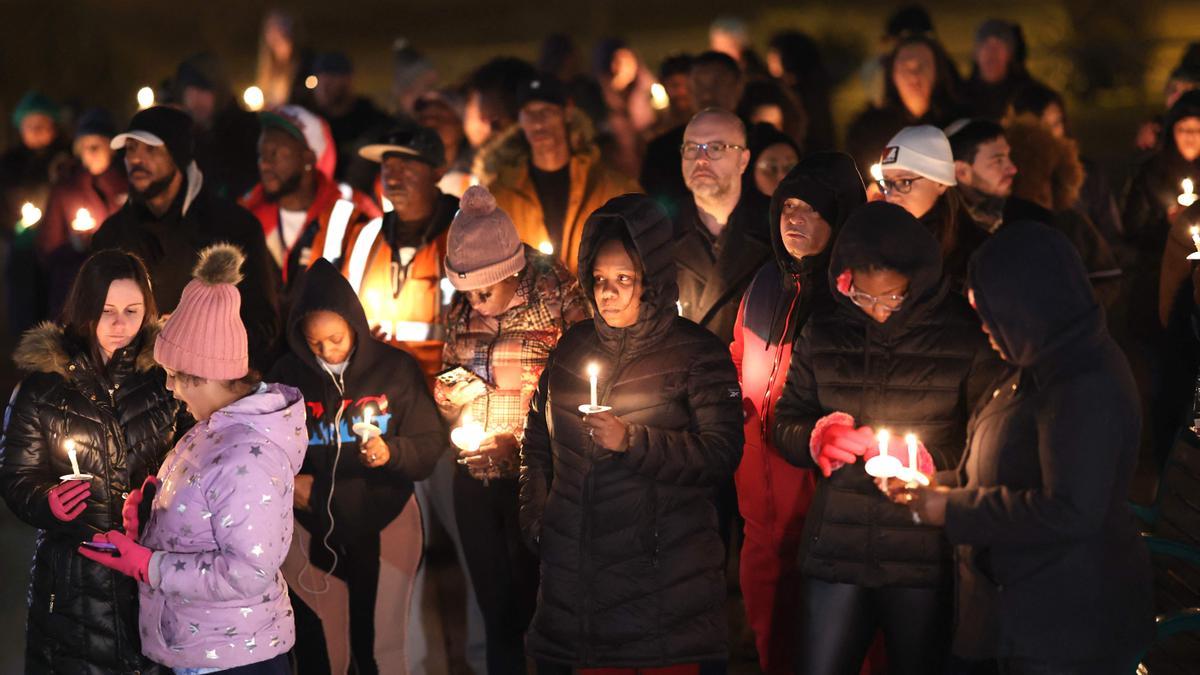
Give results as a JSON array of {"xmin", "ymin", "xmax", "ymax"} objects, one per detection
[{"xmin": 296, "ymin": 361, "xmax": 346, "ymax": 595}]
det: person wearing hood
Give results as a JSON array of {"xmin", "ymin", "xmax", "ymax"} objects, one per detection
[
  {"xmin": 35, "ymin": 108, "xmax": 130, "ymax": 319},
  {"xmin": 675, "ymin": 109, "xmax": 772, "ymax": 345},
  {"xmin": 475, "ymin": 74, "xmax": 640, "ymax": 273},
  {"xmin": 729, "ymin": 152, "xmax": 865, "ymax": 674},
  {"xmin": 743, "ymin": 122, "xmax": 801, "ymax": 201},
  {"xmin": 175, "ymin": 52, "xmax": 263, "ymax": 200},
  {"xmin": 434, "ymin": 185, "xmax": 587, "ymax": 673},
  {"xmin": 91, "ymin": 106, "xmax": 281, "ymax": 374},
  {"xmin": 519, "ymin": 194, "xmax": 744, "ymax": 671},
  {"xmin": 885, "ymin": 221, "xmax": 1154, "ymax": 674},
  {"xmin": 241, "ymin": 105, "xmax": 379, "ymax": 291},
  {"xmin": 773, "ymin": 201, "xmax": 1003, "ymax": 674},
  {"xmin": 78, "ymin": 243, "xmax": 307, "ymax": 674},
  {"xmin": 267, "ymin": 258, "xmax": 444, "ymax": 675},
  {"xmin": 0, "ymin": 250, "xmax": 183, "ymax": 674}
]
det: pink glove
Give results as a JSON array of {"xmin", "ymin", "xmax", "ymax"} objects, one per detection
[
  {"xmin": 48, "ymin": 480, "xmax": 90, "ymax": 522},
  {"xmin": 809, "ymin": 412, "xmax": 876, "ymax": 478},
  {"xmin": 77, "ymin": 531, "xmax": 152, "ymax": 583},
  {"xmin": 122, "ymin": 475, "xmax": 159, "ymax": 542}
]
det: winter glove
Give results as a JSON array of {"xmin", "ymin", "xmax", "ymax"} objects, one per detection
[
  {"xmin": 48, "ymin": 480, "xmax": 90, "ymax": 522},
  {"xmin": 121, "ymin": 475, "xmax": 160, "ymax": 542},
  {"xmin": 77, "ymin": 531, "xmax": 153, "ymax": 583},
  {"xmin": 809, "ymin": 412, "xmax": 875, "ymax": 478}
]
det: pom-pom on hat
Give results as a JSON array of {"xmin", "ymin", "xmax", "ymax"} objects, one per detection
[
  {"xmin": 445, "ymin": 185, "xmax": 526, "ymax": 291},
  {"xmin": 154, "ymin": 243, "xmax": 249, "ymax": 380}
]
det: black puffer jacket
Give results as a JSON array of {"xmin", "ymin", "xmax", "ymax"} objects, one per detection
[
  {"xmin": 944, "ymin": 220, "xmax": 1153, "ymax": 663},
  {"xmin": 520, "ymin": 194, "xmax": 744, "ymax": 667},
  {"xmin": 773, "ymin": 201, "xmax": 1004, "ymax": 588},
  {"xmin": 0, "ymin": 322, "xmax": 182, "ymax": 674}
]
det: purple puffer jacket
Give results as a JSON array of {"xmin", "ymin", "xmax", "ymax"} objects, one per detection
[{"xmin": 138, "ymin": 383, "xmax": 306, "ymax": 669}]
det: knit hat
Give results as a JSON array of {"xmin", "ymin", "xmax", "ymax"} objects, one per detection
[
  {"xmin": 975, "ymin": 19, "xmax": 1016, "ymax": 51},
  {"xmin": 880, "ymin": 125, "xmax": 957, "ymax": 186},
  {"xmin": 75, "ymin": 107, "xmax": 117, "ymax": 139},
  {"xmin": 11, "ymin": 91, "xmax": 59, "ymax": 128},
  {"xmin": 154, "ymin": 243, "xmax": 249, "ymax": 380},
  {"xmin": 445, "ymin": 186, "xmax": 526, "ymax": 291},
  {"xmin": 112, "ymin": 106, "xmax": 195, "ymax": 171},
  {"xmin": 516, "ymin": 75, "xmax": 568, "ymax": 109}
]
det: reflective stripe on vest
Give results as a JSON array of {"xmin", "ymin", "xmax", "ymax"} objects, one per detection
[
  {"xmin": 346, "ymin": 216, "xmax": 384, "ymax": 294},
  {"xmin": 322, "ymin": 199, "xmax": 356, "ymax": 263}
]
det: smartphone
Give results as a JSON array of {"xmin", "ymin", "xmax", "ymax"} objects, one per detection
[
  {"xmin": 436, "ymin": 366, "xmax": 476, "ymax": 387},
  {"xmin": 138, "ymin": 480, "xmax": 157, "ymax": 537},
  {"xmin": 80, "ymin": 541, "xmax": 120, "ymax": 554}
]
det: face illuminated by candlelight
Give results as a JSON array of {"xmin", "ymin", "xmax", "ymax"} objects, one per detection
[
  {"xmin": 303, "ymin": 310, "xmax": 355, "ymax": 365},
  {"xmin": 97, "ymin": 279, "xmax": 146, "ymax": 360},
  {"xmin": 591, "ymin": 238, "xmax": 643, "ymax": 328}
]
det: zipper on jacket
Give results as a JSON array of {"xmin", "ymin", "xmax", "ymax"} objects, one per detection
[
  {"xmin": 758, "ymin": 286, "xmax": 802, "ymax": 530},
  {"xmin": 48, "ymin": 593, "xmax": 55, "ymax": 613}
]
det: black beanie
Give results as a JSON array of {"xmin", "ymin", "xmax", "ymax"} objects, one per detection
[{"xmin": 112, "ymin": 106, "xmax": 195, "ymax": 170}]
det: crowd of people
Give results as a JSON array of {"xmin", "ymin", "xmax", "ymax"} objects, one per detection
[{"xmin": 1, "ymin": 5, "xmax": 1197, "ymax": 675}]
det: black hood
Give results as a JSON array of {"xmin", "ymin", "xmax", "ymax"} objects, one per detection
[
  {"xmin": 967, "ymin": 220, "xmax": 1100, "ymax": 368},
  {"xmin": 1166, "ymin": 90, "xmax": 1200, "ymax": 158},
  {"xmin": 828, "ymin": 201, "xmax": 945, "ymax": 333},
  {"xmin": 577, "ymin": 193, "xmax": 678, "ymax": 356},
  {"xmin": 286, "ymin": 258, "xmax": 376, "ymax": 373},
  {"xmin": 769, "ymin": 152, "xmax": 867, "ymax": 279}
]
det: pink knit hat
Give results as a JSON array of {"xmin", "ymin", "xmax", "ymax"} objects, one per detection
[
  {"xmin": 154, "ymin": 243, "xmax": 249, "ymax": 380},
  {"xmin": 445, "ymin": 185, "xmax": 526, "ymax": 291}
]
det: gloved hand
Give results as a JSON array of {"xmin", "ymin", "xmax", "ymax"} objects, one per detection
[
  {"xmin": 809, "ymin": 412, "xmax": 875, "ymax": 478},
  {"xmin": 48, "ymin": 480, "xmax": 90, "ymax": 522},
  {"xmin": 77, "ymin": 531, "xmax": 152, "ymax": 583},
  {"xmin": 121, "ymin": 475, "xmax": 159, "ymax": 542}
]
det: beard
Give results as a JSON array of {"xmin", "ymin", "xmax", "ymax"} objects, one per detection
[
  {"xmin": 130, "ymin": 168, "xmax": 178, "ymax": 203},
  {"xmin": 263, "ymin": 170, "xmax": 304, "ymax": 202}
]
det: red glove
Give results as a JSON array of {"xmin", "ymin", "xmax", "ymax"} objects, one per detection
[
  {"xmin": 48, "ymin": 480, "xmax": 90, "ymax": 522},
  {"xmin": 122, "ymin": 475, "xmax": 159, "ymax": 542},
  {"xmin": 809, "ymin": 412, "xmax": 875, "ymax": 478},
  {"xmin": 77, "ymin": 531, "xmax": 152, "ymax": 583}
]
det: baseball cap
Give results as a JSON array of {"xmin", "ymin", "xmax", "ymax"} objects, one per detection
[{"xmin": 358, "ymin": 125, "xmax": 446, "ymax": 167}]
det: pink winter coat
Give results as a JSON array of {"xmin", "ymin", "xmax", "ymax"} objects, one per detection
[{"xmin": 138, "ymin": 383, "xmax": 307, "ymax": 669}]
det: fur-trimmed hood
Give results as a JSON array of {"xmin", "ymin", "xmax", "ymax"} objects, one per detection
[
  {"xmin": 13, "ymin": 319, "xmax": 164, "ymax": 376},
  {"xmin": 473, "ymin": 107, "xmax": 599, "ymax": 187},
  {"xmin": 1006, "ymin": 113, "xmax": 1084, "ymax": 212}
]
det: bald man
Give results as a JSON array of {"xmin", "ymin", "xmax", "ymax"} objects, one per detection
[{"xmin": 674, "ymin": 107, "xmax": 771, "ymax": 344}]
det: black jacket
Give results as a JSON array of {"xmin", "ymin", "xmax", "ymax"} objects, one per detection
[
  {"xmin": 674, "ymin": 192, "xmax": 771, "ymax": 344},
  {"xmin": 944, "ymin": 220, "xmax": 1154, "ymax": 663},
  {"xmin": 0, "ymin": 322, "xmax": 181, "ymax": 674},
  {"xmin": 267, "ymin": 259, "xmax": 444, "ymax": 565},
  {"xmin": 774, "ymin": 201, "xmax": 1003, "ymax": 588},
  {"xmin": 520, "ymin": 194, "xmax": 744, "ymax": 667},
  {"xmin": 91, "ymin": 166, "xmax": 281, "ymax": 373}
]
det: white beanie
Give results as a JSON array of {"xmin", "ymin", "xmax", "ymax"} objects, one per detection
[{"xmin": 880, "ymin": 125, "xmax": 957, "ymax": 186}]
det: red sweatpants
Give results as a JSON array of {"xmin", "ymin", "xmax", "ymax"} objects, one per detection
[{"xmin": 739, "ymin": 527, "xmax": 802, "ymax": 674}]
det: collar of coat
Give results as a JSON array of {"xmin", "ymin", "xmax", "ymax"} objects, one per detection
[
  {"xmin": 13, "ymin": 319, "xmax": 164, "ymax": 376},
  {"xmin": 472, "ymin": 107, "xmax": 600, "ymax": 187}
]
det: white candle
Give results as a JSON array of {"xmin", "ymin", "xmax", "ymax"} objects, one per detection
[
  {"xmin": 65, "ymin": 439, "xmax": 80, "ymax": 476},
  {"xmin": 71, "ymin": 208, "xmax": 95, "ymax": 232},
  {"xmin": 1191, "ymin": 226, "xmax": 1200, "ymax": 252},
  {"xmin": 538, "ymin": 241, "xmax": 555, "ymax": 256},
  {"xmin": 905, "ymin": 433, "xmax": 918, "ymax": 472},
  {"xmin": 451, "ymin": 410, "xmax": 485, "ymax": 453},
  {"xmin": 587, "ymin": 362, "xmax": 600, "ymax": 408},
  {"xmin": 1180, "ymin": 178, "xmax": 1198, "ymax": 207},
  {"xmin": 362, "ymin": 406, "xmax": 374, "ymax": 428},
  {"xmin": 876, "ymin": 429, "xmax": 890, "ymax": 460}
]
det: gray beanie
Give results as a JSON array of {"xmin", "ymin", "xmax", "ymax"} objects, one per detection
[{"xmin": 445, "ymin": 185, "xmax": 526, "ymax": 291}]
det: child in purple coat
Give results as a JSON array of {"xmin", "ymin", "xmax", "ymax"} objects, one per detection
[{"xmin": 80, "ymin": 243, "xmax": 306, "ymax": 674}]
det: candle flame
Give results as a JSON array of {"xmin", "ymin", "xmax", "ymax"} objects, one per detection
[
  {"xmin": 71, "ymin": 207, "xmax": 96, "ymax": 232},
  {"xmin": 1184, "ymin": 178, "xmax": 1195, "ymax": 195},
  {"xmin": 136, "ymin": 86, "xmax": 155, "ymax": 109},
  {"xmin": 650, "ymin": 82, "xmax": 670, "ymax": 111},
  {"xmin": 64, "ymin": 439, "xmax": 75, "ymax": 452},
  {"xmin": 305, "ymin": 75, "xmax": 319, "ymax": 90},
  {"xmin": 869, "ymin": 163, "xmax": 884, "ymax": 183},
  {"xmin": 243, "ymin": 86, "xmax": 265, "ymax": 111},
  {"xmin": 1192, "ymin": 226, "xmax": 1199, "ymax": 237},
  {"xmin": 538, "ymin": 241, "xmax": 555, "ymax": 255},
  {"xmin": 904, "ymin": 432, "xmax": 917, "ymax": 445},
  {"xmin": 20, "ymin": 202, "xmax": 42, "ymax": 226},
  {"xmin": 587, "ymin": 362, "xmax": 600, "ymax": 378}
]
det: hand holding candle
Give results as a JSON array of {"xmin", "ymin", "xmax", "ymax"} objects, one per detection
[
  {"xmin": 351, "ymin": 405, "xmax": 382, "ymax": 443},
  {"xmin": 60, "ymin": 439, "xmax": 93, "ymax": 482},
  {"xmin": 578, "ymin": 362, "xmax": 612, "ymax": 414},
  {"xmin": 864, "ymin": 428, "xmax": 902, "ymax": 479},
  {"xmin": 1180, "ymin": 178, "xmax": 1198, "ymax": 208}
]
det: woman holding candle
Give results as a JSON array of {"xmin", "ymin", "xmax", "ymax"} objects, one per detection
[
  {"xmin": 885, "ymin": 221, "xmax": 1153, "ymax": 674},
  {"xmin": 772, "ymin": 201, "xmax": 1003, "ymax": 674},
  {"xmin": 76, "ymin": 243, "xmax": 307, "ymax": 673},
  {"xmin": 436, "ymin": 185, "xmax": 588, "ymax": 673},
  {"xmin": 0, "ymin": 249, "xmax": 182, "ymax": 674},
  {"xmin": 266, "ymin": 258, "xmax": 445, "ymax": 674},
  {"xmin": 519, "ymin": 194, "xmax": 744, "ymax": 671}
]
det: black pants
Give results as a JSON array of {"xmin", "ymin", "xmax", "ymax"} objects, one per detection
[
  {"xmin": 795, "ymin": 577, "xmax": 950, "ymax": 675},
  {"xmin": 291, "ymin": 534, "xmax": 383, "ymax": 675},
  {"xmin": 455, "ymin": 470, "xmax": 540, "ymax": 675},
  {"xmin": 223, "ymin": 653, "xmax": 292, "ymax": 674}
]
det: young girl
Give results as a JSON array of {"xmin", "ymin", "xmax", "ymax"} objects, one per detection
[
  {"xmin": 79, "ymin": 243, "xmax": 306, "ymax": 674},
  {"xmin": 2, "ymin": 250, "xmax": 181, "ymax": 674}
]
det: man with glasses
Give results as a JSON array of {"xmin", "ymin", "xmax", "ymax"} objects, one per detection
[{"xmin": 675, "ymin": 108, "xmax": 771, "ymax": 344}]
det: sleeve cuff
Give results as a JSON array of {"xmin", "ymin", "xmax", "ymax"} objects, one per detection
[
  {"xmin": 809, "ymin": 412, "xmax": 855, "ymax": 467},
  {"xmin": 147, "ymin": 551, "xmax": 165, "ymax": 589}
]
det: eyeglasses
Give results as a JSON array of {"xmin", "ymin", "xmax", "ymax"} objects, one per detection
[
  {"xmin": 877, "ymin": 176, "xmax": 925, "ymax": 195},
  {"xmin": 756, "ymin": 160, "xmax": 797, "ymax": 175},
  {"xmin": 848, "ymin": 285, "xmax": 907, "ymax": 312},
  {"xmin": 680, "ymin": 141, "xmax": 745, "ymax": 160}
]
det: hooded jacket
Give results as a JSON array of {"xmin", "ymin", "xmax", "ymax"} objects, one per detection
[
  {"xmin": 944, "ymin": 220, "xmax": 1154, "ymax": 662},
  {"xmin": 1, "ymin": 321, "xmax": 180, "ymax": 674},
  {"xmin": 91, "ymin": 165, "xmax": 281, "ymax": 373},
  {"xmin": 519, "ymin": 194, "xmax": 744, "ymax": 667},
  {"xmin": 731, "ymin": 153, "xmax": 865, "ymax": 543},
  {"xmin": 477, "ymin": 108, "xmax": 641, "ymax": 274},
  {"xmin": 773, "ymin": 201, "xmax": 1003, "ymax": 588},
  {"xmin": 1123, "ymin": 90, "xmax": 1200, "ymax": 260},
  {"xmin": 267, "ymin": 259, "xmax": 445, "ymax": 551},
  {"xmin": 138, "ymin": 382, "xmax": 307, "ymax": 670}
]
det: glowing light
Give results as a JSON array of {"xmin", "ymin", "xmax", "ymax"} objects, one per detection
[
  {"xmin": 537, "ymin": 241, "xmax": 555, "ymax": 255},
  {"xmin": 305, "ymin": 75, "xmax": 319, "ymax": 90},
  {"xmin": 18, "ymin": 202, "xmax": 42, "ymax": 231},
  {"xmin": 650, "ymin": 82, "xmax": 670, "ymax": 111},
  {"xmin": 65, "ymin": 439, "xmax": 81, "ymax": 476},
  {"xmin": 1180, "ymin": 178, "xmax": 1198, "ymax": 207},
  {"xmin": 137, "ymin": 86, "xmax": 155, "ymax": 109},
  {"xmin": 243, "ymin": 86, "xmax": 265, "ymax": 112},
  {"xmin": 869, "ymin": 163, "xmax": 884, "ymax": 183},
  {"xmin": 71, "ymin": 208, "xmax": 96, "ymax": 232}
]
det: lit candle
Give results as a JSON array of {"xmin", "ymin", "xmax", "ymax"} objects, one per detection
[
  {"xmin": 1180, "ymin": 178, "xmax": 1198, "ymax": 207},
  {"xmin": 136, "ymin": 86, "xmax": 155, "ymax": 109},
  {"xmin": 538, "ymin": 241, "xmax": 555, "ymax": 256},
  {"xmin": 869, "ymin": 163, "xmax": 884, "ymax": 184},
  {"xmin": 877, "ymin": 429, "xmax": 890, "ymax": 460},
  {"xmin": 905, "ymin": 433, "xmax": 918, "ymax": 472},
  {"xmin": 650, "ymin": 82, "xmax": 670, "ymax": 111},
  {"xmin": 450, "ymin": 410, "xmax": 485, "ymax": 453},
  {"xmin": 362, "ymin": 406, "xmax": 374, "ymax": 428},
  {"xmin": 587, "ymin": 362, "xmax": 600, "ymax": 409},
  {"xmin": 243, "ymin": 86, "xmax": 265, "ymax": 112},
  {"xmin": 864, "ymin": 427, "xmax": 902, "ymax": 479},
  {"xmin": 17, "ymin": 202, "xmax": 42, "ymax": 232},
  {"xmin": 65, "ymin": 439, "xmax": 81, "ymax": 477},
  {"xmin": 71, "ymin": 208, "xmax": 95, "ymax": 232}
]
